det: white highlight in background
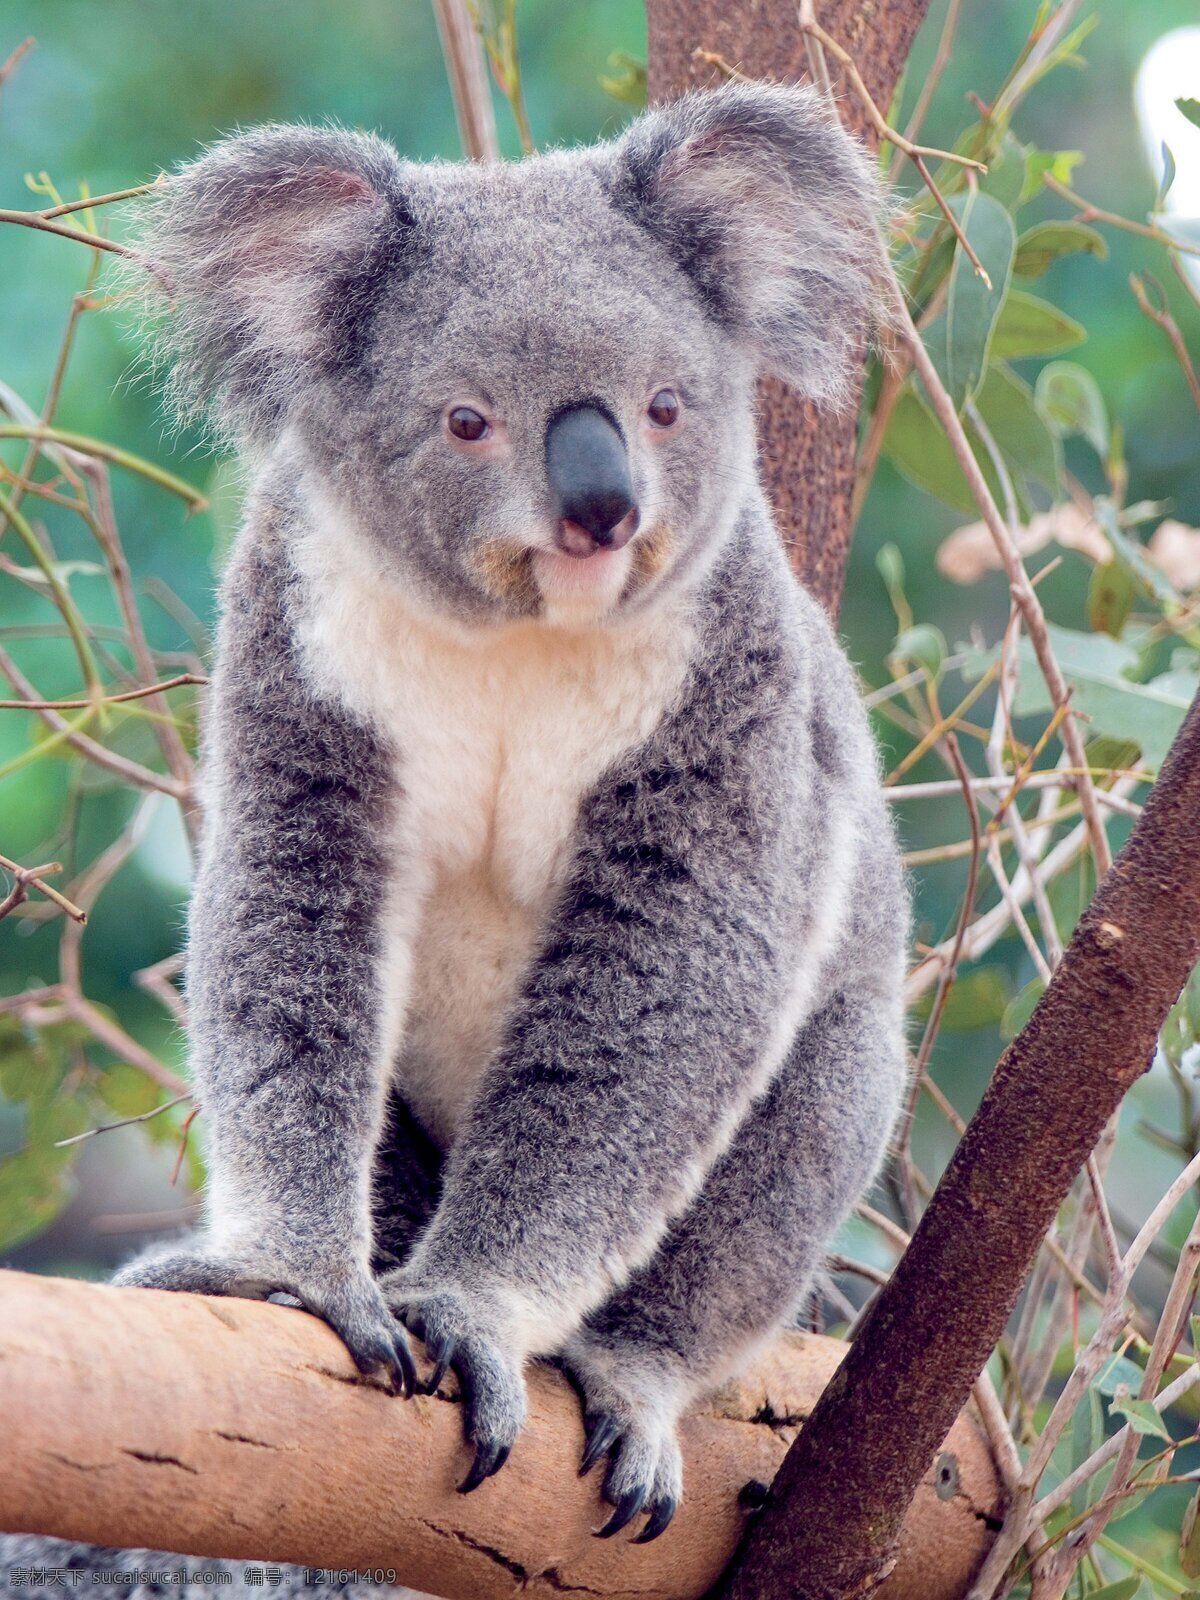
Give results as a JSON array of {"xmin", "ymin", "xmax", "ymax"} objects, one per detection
[{"xmin": 1134, "ymin": 27, "xmax": 1200, "ymax": 291}]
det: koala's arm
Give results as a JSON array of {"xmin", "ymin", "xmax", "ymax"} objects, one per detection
[
  {"xmin": 388, "ymin": 533, "xmax": 856, "ymax": 1362},
  {"xmin": 115, "ymin": 509, "xmax": 413, "ymax": 1394}
]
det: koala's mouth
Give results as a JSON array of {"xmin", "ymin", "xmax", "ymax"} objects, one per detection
[{"xmin": 472, "ymin": 525, "xmax": 673, "ymax": 623}]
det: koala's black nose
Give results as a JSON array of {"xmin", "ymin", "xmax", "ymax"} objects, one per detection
[{"xmin": 545, "ymin": 404, "xmax": 637, "ymax": 557}]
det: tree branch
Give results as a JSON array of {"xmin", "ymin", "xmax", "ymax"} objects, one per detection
[
  {"xmin": 0, "ymin": 1271, "xmax": 999, "ymax": 1600},
  {"xmin": 644, "ymin": 0, "xmax": 932, "ymax": 617},
  {"xmin": 725, "ymin": 685, "xmax": 1200, "ymax": 1600}
]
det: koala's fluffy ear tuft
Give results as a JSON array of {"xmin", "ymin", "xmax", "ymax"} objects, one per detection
[
  {"xmin": 606, "ymin": 83, "xmax": 885, "ymax": 406},
  {"xmin": 128, "ymin": 125, "xmax": 414, "ymax": 443}
]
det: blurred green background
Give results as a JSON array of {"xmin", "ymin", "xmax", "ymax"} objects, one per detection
[{"xmin": 0, "ymin": 0, "xmax": 1195, "ymax": 1299}]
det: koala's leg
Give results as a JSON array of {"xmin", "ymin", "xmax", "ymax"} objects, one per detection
[
  {"xmin": 114, "ymin": 521, "xmax": 414, "ymax": 1398},
  {"xmin": 561, "ymin": 985, "xmax": 905, "ymax": 1539},
  {"xmin": 371, "ymin": 1090, "xmax": 445, "ymax": 1274}
]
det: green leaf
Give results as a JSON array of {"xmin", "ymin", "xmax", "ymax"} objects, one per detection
[
  {"xmin": 962, "ymin": 623, "xmax": 1190, "ymax": 771},
  {"xmin": 881, "ymin": 388, "xmax": 1003, "ymax": 514},
  {"xmin": 975, "ymin": 362, "xmax": 1062, "ymax": 494},
  {"xmin": 980, "ymin": 134, "xmax": 1030, "ymax": 212},
  {"xmin": 0, "ymin": 1017, "xmax": 85, "ymax": 1106},
  {"xmin": 598, "ymin": 50, "xmax": 646, "ymax": 109},
  {"xmin": 1109, "ymin": 1396, "xmax": 1173, "ymax": 1441},
  {"xmin": 1084, "ymin": 1580, "xmax": 1141, "ymax": 1600},
  {"xmin": 1021, "ymin": 149, "xmax": 1083, "ymax": 205},
  {"xmin": 890, "ymin": 625, "xmax": 947, "ymax": 681},
  {"xmin": 1088, "ymin": 561, "xmax": 1136, "ymax": 640},
  {"xmin": 991, "ymin": 291, "xmax": 1086, "ymax": 358},
  {"xmin": 913, "ymin": 966, "xmax": 1012, "ymax": 1032},
  {"xmin": 875, "ymin": 543, "xmax": 911, "ymax": 630},
  {"xmin": 1096, "ymin": 1355, "xmax": 1147, "ymax": 1397},
  {"xmin": 1177, "ymin": 98, "xmax": 1200, "ymax": 132},
  {"xmin": 0, "ymin": 1147, "xmax": 76, "ymax": 1253},
  {"xmin": 1035, "ymin": 361, "xmax": 1109, "ymax": 456},
  {"xmin": 1181, "ymin": 1485, "xmax": 1200, "ymax": 1579},
  {"xmin": 1069, "ymin": 1384, "xmax": 1105, "ymax": 1516},
  {"xmin": 1013, "ymin": 221, "xmax": 1108, "ymax": 278},
  {"xmin": 924, "ymin": 191, "xmax": 1016, "ymax": 411},
  {"xmin": 1086, "ymin": 736, "xmax": 1142, "ymax": 775},
  {"xmin": 1094, "ymin": 502, "xmax": 1185, "ymax": 624},
  {"xmin": 97, "ymin": 1063, "xmax": 162, "ymax": 1118},
  {"xmin": 1001, "ymin": 978, "xmax": 1045, "ymax": 1042},
  {"xmin": 1158, "ymin": 142, "xmax": 1178, "ymax": 211}
]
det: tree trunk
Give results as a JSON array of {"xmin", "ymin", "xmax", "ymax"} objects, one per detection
[
  {"xmin": 645, "ymin": 0, "xmax": 931, "ymax": 616},
  {"xmin": 725, "ymin": 689, "xmax": 1200, "ymax": 1599},
  {"xmin": 0, "ymin": 1271, "xmax": 999, "ymax": 1600}
]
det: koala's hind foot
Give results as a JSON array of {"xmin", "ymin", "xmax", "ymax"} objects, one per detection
[
  {"xmin": 560, "ymin": 1332, "xmax": 684, "ymax": 1543},
  {"xmin": 114, "ymin": 1245, "xmax": 415, "ymax": 1396},
  {"xmin": 381, "ymin": 1271, "xmax": 527, "ymax": 1494}
]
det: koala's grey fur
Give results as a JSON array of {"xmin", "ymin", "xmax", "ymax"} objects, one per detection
[{"xmin": 3, "ymin": 82, "xmax": 907, "ymax": 1586}]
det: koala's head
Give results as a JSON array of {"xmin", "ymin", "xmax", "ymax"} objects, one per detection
[{"xmin": 139, "ymin": 84, "xmax": 881, "ymax": 627}]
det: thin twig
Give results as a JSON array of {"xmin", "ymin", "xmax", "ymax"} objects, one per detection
[
  {"xmin": 0, "ymin": 36, "xmax": 34, "ymax": 89},
  {"xmin": 55, "ymin": 1091, "xmax": 193, "ymax": 1148},
  {"xmin": 1130, "ymin": 272, "xmax": 1200, "ymax": 416},
  {"xmin": 1044, "ymin": 172, "xmax": 1200, "ymax": 261},
  {"xmin": 432, "ymin": 0, "xmax": 500, "ymax": 162},
  {"xmin": 889, "ymin": 0, "xmax": 964, "ymax": 183},
  {"xmin": 0, "ymin": 854, "xmax": 85, "ymax": 924},
  {"xmin": 0, "ymin": 672, "xmax": 206, "ymax": 711},
  {"xmin": 0, "ymin": 645, "xmax": 187, "ymax": 800},
  {"xmin": 884, "ymin": 272, "xmax": 1113, "ymax": 877}
]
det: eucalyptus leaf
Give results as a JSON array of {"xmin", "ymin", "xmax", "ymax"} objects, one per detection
[
  {"xmin": 1035, "ymin": 361, "xmax": 1108, "ymax": 456},
  {"xmin": 1013, "ymin": 221, "xmax": 1107, "ymax": 278},
  {"xmin": 890, "ymin": 624, "xmax": 947, "ymax": 681},
  {"xmin": 912, "ymin": 966, "xmax": 1012, "ymax": 1032},
  {"xmin": 1109, "ymin": 1395, "xmax": 1172, "ymax": 1441},
  {"xmin": 975, "ymin": 362, "xmax": 1062, "ymax": 494},
  {"xmin": 881, "ymin": 389, "xmax": 996, "ymax": 515},
  {"xmin": 1001, "ymin": 978, "xmax": 1045, "ymax": 1042},
  {"xmin": 1021, "ymin": 148, "xmax": 1083, "ymax": 204},
  {"xmin": 1158, "ymin": 142, "xmax": 1178, "ymax": 211},
  {"xmin": 924, "ymin": 191, "xmax": 1015, "ymax": 411},
  {"xmin": 1182, "ymin": 1484, "xmax": 1200, "ymax": 1579},
  {"xmin": 962, "ymin": 623, "xmax": 1189, "ymax": 771},
  {"xmin": 1088, "ymin": 560, "xmax": 1136, "ymax": 640},
  {"xmin": 992, "ymin": 291, "xmax": 1086, "ymax": 358},
  {"xmin": 1096, "ymin": 1354, "xmax": 1148, "ymax": 1396},
  {"xmin": 1083, "ymin": 1579, "xmax": 1140, "ymax": 1600}
]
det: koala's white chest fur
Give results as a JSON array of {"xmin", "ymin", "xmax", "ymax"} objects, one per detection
[{"xmin": 293, "ymin": 524, "xmax": 695, "ymax": 1145}]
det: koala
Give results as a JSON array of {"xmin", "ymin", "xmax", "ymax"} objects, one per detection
[{"xmin": 10, "ymin": 81, "xmax": 908, "ymax": 1576}]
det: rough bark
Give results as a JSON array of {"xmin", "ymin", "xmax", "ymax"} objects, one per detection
[
  {"xmin": 0, "ymin": 1271, "xmax": 998, "ymax": 1599},
  {"xmin": 645, "ymin": 0, "xmax": 931, "ymax": 616},
  {"xmin": 726, "ymin": 686, "xmax": 1200, "ymax": 1600}
]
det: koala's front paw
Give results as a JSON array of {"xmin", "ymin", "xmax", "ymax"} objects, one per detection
[
  {"xmin": 114, "ymin": 1246, "xmax": 415, "ymax": 1397},
  {"xmin": 380, "ymin": 1271, "xmax": 526, "ymax": 1494},
  {"xmin": 561, "ymin": 1334, "xmax": 684, "ymax": 1543}
]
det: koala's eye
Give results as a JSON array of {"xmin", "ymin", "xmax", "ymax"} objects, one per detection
[
  {"xmin": 647, "ymin": 388, "xmax": 680, "ymax": 428},
  {"xmin": 447, "ymin": 405, "xmax": 490, "ymax": 442}
]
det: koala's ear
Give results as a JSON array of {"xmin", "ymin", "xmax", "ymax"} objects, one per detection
[
  {"xmin": 132, "ymin": 125, "xmax": 413, "ymax": 442},
  {"xmin": 606, "ymin": 83, "xmax": 884, "ymax": 405}
]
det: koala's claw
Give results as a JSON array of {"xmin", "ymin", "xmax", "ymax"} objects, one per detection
[
  {"xmin": 114, "ymin": 1246, "xmax": 415, "ymax": 1399},
  {"xmin": 579, "ymin": 1408, "xmax": 676, "ymax": 1539},
  {"xmin": 634, "ymin": 1495, "xmax": 679, "ymax": 1544},
  {"xmin": 579, "ymin": 1412, "xmax": 620, "ymax": 1477},
  {"xmin": 563, "ymin": 1337, "xmax": 685, "ymax": 1544},
  {"xmin": 459, "ymin": 1438, "xmax": 511, "ymax": 1495},
  {"xmin": 596, "ymin": 1486, "xmax": 648, "ymax": 1539},
  {"xmin": 383, "ymin": 1278, "xmax": 526, "ymax": 1492}
]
